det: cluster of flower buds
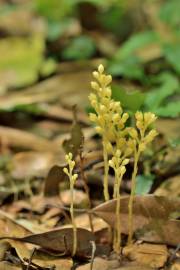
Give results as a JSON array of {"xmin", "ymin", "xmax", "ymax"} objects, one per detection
[
  {"xmin": 109, "ymin": 150, "xmax": 129, "ymax": 198},
  {"xmin": 63, "ymin": 152, "xmax": 78, "ymax": 184},
  {"xmin": 89, "ymin": 64, "xmax": 129, "ymax": 144},
  {"xmin": 128, "ymin": 111, "xmax": 158, "ymax": 152}
]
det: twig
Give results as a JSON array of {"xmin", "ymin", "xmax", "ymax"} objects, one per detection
[
  {"xmin": 46, "ymin": 203, "xmax": 88, "ymax": 213},
  {"xmin": 26, "ymin": 248, "xmax": 36, "ymax": 270},
  {"xmin": 90, "ymin": 241, "xmax": 96, "ymax": 270}
]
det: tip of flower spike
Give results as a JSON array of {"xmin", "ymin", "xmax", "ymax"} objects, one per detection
[{"xmin": 98, "ymin": 64, "xmax": 104, "ymax": 74}]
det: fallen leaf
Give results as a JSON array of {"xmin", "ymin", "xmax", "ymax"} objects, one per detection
[
  {"xmin": 63, "ymin": 106, "xmax": 83, "ymax": 158},
  {"xmin": 0, "ymin": 227, "xmax": 95, "ymax": 258},
  {"xmin": 123, "ymin": 243, "xmax": 168, "ymax": 268},
  {"xmin": 136, "ymin": 219, "xmax": 180, "ymax": 246},
  {"xmin": 0, "ymin": 35, "xmax": 47, "ymax": 89},
  {"xmin": 10, "ymin": 151, "xmax": 55, "ymax": 180},
  {"xmin": 92, "ymin": 195, "xmax": 180, "ymax": 245},
  {"xmin": 61, "ymin": 189, "xmax": 89, "ymax": 208},
  {"xmin": 44, "ymin": 165, "xmax": 67, "ymax": 196},
  {"xmin": 170, "ymin": 262, "xmax": 180, "ymax": 270},
  {"xmin": 76, "ymin": 257, "xmax": 109, "ymax": 270},
  {"xmin": 0, "ymin": 262, "xmax": 21, "ymax": 270},
  {"xmin": 0, "ymin": 126, "xmax": 58, "ymax": 152},
  {"xmin": 155, "ymin": 175, "xmax": 180, "ymax": 198},
  {"xmin": 30, "ymin": 254, "xmax": 72, "ymax": 270}
]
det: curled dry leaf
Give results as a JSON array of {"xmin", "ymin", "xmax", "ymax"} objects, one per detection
[
  {"xmin": 154, "ymin": 175, "xmax": 180, "ymax": 198},
  {"xmin": 44, "ymin": 165, "xmax": 68, "ymax": 196},
  {"xmin": 63, "ymin": 106, "xmax": 83, "ymax": 158},
  {"xmin": 136, "ymin": 219, "xmax": 180, "ymax": 246},
  {"xmin": 0, "ymin": 227, "xmax": 95, "ymax": 258},
  {"xmin": 0, "ymin": 125, "xmax": 57, "ymax": 152},
  {"xmin": 92, "ymin": 195, "xmax": 180, "ymax": 246},
  {"xmin": 10, "ymin": 151, "xmax": 55, "ymax": 180},
  {"xmin": 122, "ymin": 243, "xmax": 168, "ymax": 268}
]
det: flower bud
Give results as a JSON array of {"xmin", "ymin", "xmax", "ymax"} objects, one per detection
[
  {"xmin": 120, "ymin": 166, "xmax": 126, "ymax": 175},
  {"xmin": 139, "ymin": 142, "xmax": 146, "ymax": 152},
  {"xmin": 98, "ymin": 64, "xmax": 104, "ymax": 73},
  {"xmin": 122, "ymin": 158, "xmax": 129, "ymax": 166},
  {"xmin": 144, "ymin": 112, "xmax": 157, "ymax": 126},
  {"xmin": 129, "ymin": 128, "xmax": 138, "ymax": 139},
  {"xmin": 105, "ymin": 75, "xmax": 112, "ymax": 85},
  {"xmin": 135, "ymin": 111, "xmax": 143, "ymax": 121},
  {"xmin": 136, "ymin": 120, "xmax": 143, "ymax": 130},
  {"xmin": 63, "ymin": 167, "xmax": 68, "ymax": 175},
  {"xmin": 100, "ymin": 104, "xmax": 106, "ymax": 113},
  {"xmin": 93, "ymin": 71, "xmax": 99, "ymax": 79},
  {"xmin": 144, "ymin": 129, "xmax": 158, "ymax": 143},
  {"xmin": 95, "ymin": 126, "xmax": 103, "ymax": 134},
  {"xmin": 104, "ymin": 87, "xmax": 111, "ymax": 97},
  {"xmin": 113, "ymin": 113, "xmax": 120, "ymax": 122},
  {"xmin": 91, "ymin": 81, "xmax": 99, "ymax": 91},
  {"xmin": 89, "ymin": 113, "xmax": 97, "ymax": 122},
  {"xmin": 109, "ymin": 160, "xmax": 114, "ymax": 168},
  {"xmin": 122, "ymin": 113, "xmax": 129, "ymax": 123}
]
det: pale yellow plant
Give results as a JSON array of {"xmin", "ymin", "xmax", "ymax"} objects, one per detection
[
  {"xmin": 109, "ymin": 150, "xmax": 129, "ymax": 252},
  {"xmin": 63, "ymin": 152, "xmax": 78, "ymax": 256},
  {"xmin": 127, "ymin": 112, "xmax": 158, "ymax": 244},
  {"xmin": 89, "ymin": 64, "xmax": 129, "ymax": 201}
]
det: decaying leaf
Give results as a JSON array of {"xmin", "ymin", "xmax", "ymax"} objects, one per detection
[
  {"xmin": 155, "ymin": 175, "xmax": 180, "ymax": 198},
  {"xmin": 0, "ymin": 126, "xmax": 58, "ymax": 152},
  {"xmin": 0, "ymin": 262, "xmax": 21, "ymax": 270},
  {"xmin": 63, "ymin": 106, "xmax": 83, "ymax": 158},
  {"xmin": 92, "ymin": 195, "xmax": 180, "ymax": 245},
  {"xmin": 136, "ymin": 219, "xmax": 180, "ymax": 246},
  {"xmin": 123, "ymin": 243, "xmax": 168, "ymax": 268},
  {"xmin": 10, "ymin": 151, "xmax": 55, "ymax": 180},
  {"xmin": 0, "ymin": 227, "xmax": 95, "ymax": 258},
  {"xmin": 44, "ymin": 165, "xmax": 67, "ymax": 196}
]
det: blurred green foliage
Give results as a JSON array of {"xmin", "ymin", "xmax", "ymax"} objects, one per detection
[{"xmin": 0, "ymin": 0, "xmax": 179, "ymax": 117}]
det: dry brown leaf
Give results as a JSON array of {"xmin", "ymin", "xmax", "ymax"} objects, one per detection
[
  {"xmin": 170, "ymin": 262, "xmax": 180, "ymax": 270},
  {"xmin": 44, "ymin": 165, "xmax": 67, "ymax": 196},
  {"xmin": 0, "ymin": 126, "xmax": 58, "ymax": 151},
  {"xmin": 136, "ymin": 219, "xmax": 180, "ymax": 246},
  {"xmin": 63, "ymin": 107, "xmax": 83, "ymax": 158},
  {"xmin": 92, "ymin": 195, "xmax": 180, "ymax": 245},
  {"xmin": 61, "ymin": 189, "xmax": 89, "ymax": 208},
  {"xmin": 123, "ymin": 243, "xmax": 168, "ymax": 268},
  {"xmin": 76, "ymin": 257, "xmax": 109, "ymax": 270},
  {"xmin": 10, "ymin": 151, "xmax": 55, "ymax": 180},
  {"xmin": 0, "ymin": 227, "xmax": 95, "ymax": 258},
  {"xmin": 155, "ymin": 175, "xmax": 180, "ymax": 198},
  {"xmin": 30, "ymin": 255, "xmax": 73, "ymax": 270},
  {"xmin": 0, "ymin": 262, "xmax": 21, "ymax": 270}
]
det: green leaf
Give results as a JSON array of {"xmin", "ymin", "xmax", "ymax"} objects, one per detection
[
  {"xmin": 164, "ymin": 43, "xmax": 180, "ymax": 74},
  {"xmin": 135, "ymin": 174, "xmax": 155, "ymax": 195},
  {"xmin": 112, "ymin": 85, "xmax": 146, "ymax": 112},
  {"xmin": 108, "ymin": 56, "xmax": 145, "ymax": 80},
  {"xmin": 145, "ymin": 73, "xmax": 179, "ymax": 110},
  {"xmin": 34, "ymin": 0, "xmax": 74, "ymax": 21},
  {"xmin": 115, "ymin": 31, "xmax": 159, "ymax": 60},
  {"xmin": 159, "ymin": 0, "xmax": 180, "ymax": 29},
  {"xmin": 62, "ymin": 36, "xmax": 96, "ymax": 60},
  {"xmin": 0, "ymin": 35, "xmax": 49, "ymax": 89},
  {"xmin": 154, "ymin": 100, "xmax": 180, "ymax": 117}
]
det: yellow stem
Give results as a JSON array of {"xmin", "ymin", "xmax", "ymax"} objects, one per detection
[
  {"xmin": 114, "ymin": 172, "xmax": 123, "ymax": 253},
  {"xmin": 70, "ymin": 184, "xmax": 77, "ymax": 256},
  {"xmin": 103, "ymin": 141, "xmax": 109, "ymax": 201},
  {"xmin": 128, "ymin": 149, "xmax": 140, "ymax": 245}
]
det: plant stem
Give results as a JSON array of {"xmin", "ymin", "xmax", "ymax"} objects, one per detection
[
  {"xmin": 103, "ymin": 140, "xmax": 109, "ymax": 201},
  {"xmin": 128, "ymin": 149, "xmax": 140, "ymax": 245},
  {"xmin": 114, "ymin": 172, "xmax": 123, "ymax": 253},
  {"xmin": 70, "ymin": 183, "xmax": 77, "ymax": 256}
]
